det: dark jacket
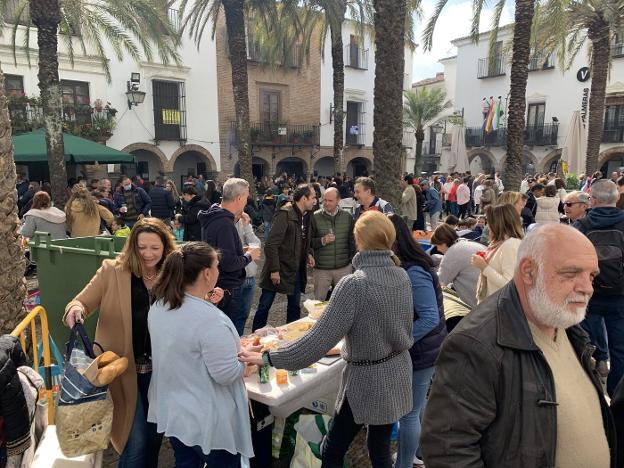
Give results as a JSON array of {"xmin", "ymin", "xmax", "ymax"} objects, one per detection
[
  {"xmin": 0, "ymin": 335, "xmax": 31, "ymax": 457},
  {"xmin": 16, "ymin": 179, "xmax": 29, "ymax": 198},
  {"xmin": 199, "ymin": 204, "xmax": 250, "ymax": 290},
  {"xmin": 149, "ymin": 185, "xmax": 176, "ymax": 220},
  {"xmin": 526, "ymin": 190, "xmax": 538, "ymax": 216},
  {"xmin": 181, "ymin": 196, "xmax": 211, "ymax": 241},
  {"xmin": 421, "ymin": 282, "xmax": 617, "ymax": 468},
  {"xmin": 404, "ymin": 262, "xmax": 446, "ymax": 370},
  {"xmin": 423, "ymin": 188, "xmax": 442, "ymax": 215},
  {"xmin": 310, "ymin": 208, "xmax": 355, "ymax": 270},
  {"xmin": 259, "ymin": 203, "xmax": 311, "ymax": 295},
  {"xmin": 113, "ymin": 184, "xmax": 151, "ymax": 217},
  {"xmin": 261, "ymin": 196, "xmax": 276, "ymax": 223},
  {"xmin": 574, "ymin": 206, "xmax": 624, "ymax": 234}
]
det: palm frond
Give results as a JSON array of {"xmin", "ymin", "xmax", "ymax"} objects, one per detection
[{"xmin": 422, "ymin": 0, "xmax": 450, "ymax": 52}]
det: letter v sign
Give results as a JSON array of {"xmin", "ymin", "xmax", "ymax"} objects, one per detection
[{"xmin": 577, "ymin": 67, "xmax": 591, "ymax": 82}]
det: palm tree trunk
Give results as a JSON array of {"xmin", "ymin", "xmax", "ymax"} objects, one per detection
[
  {"xmin": 31, "ymin": 0, "xmax": 67, "ymax": 207},
  {"xmin": 413, "ymin": 126, "xmax": 424, "ymax": 175},
  {"xmin": 503, "ymin": 0, "xmax": 534, "ymax": 192},
  {"xmin": 0, "ymin": 70, "xmax": 27, "ymax": 333},
  {"xmin": 330, "ymin": 4, "xmax": 346, "ymax": 176},
  {"xmin": 373, "ymin": 0, "xmax": 405, "ymax": 208},
  {"xmin": 223, "ymin": 0, "xmax": 254, "ymax": 194},
  {"xmin": 586, "ymin": 19, "xmax": 610, "ymax": 175}
]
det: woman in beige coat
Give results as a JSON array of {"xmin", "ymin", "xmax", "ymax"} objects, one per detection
[
  {"xmin": 471, "ymin": 204, "xmax": 524, "ymax": 304},
  {"xmin": 65, "ymin": 185, "xmax": 114, "ymax": 237},
  {"xmin": 63, "ymin": 219, "xmax": 223, "ymax": 467}
]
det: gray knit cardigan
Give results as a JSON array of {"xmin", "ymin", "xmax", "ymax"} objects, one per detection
[{"xmin": 269, "ymin": 250, "xmax": 414, "ymax": 425}]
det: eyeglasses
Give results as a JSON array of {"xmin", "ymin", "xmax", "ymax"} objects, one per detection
[{"xmin": 563, "ymin": 202, "xmax": 585, "ymax": 207}]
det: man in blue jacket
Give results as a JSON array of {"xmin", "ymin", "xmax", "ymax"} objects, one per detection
[
  {"xmin": 420, "ymin": 180, "xmax": 442, "ymax": 231},
  {"xmin": 574, "ymin": 179, "xmax": 624, "ymax": 395},
  {"xmin": 149, "ymin": 177, "xmax": 176, "ymax": 222},
  {"xmin": 113, "ymin": 175, "xmax": 151, "ymax": 227},
  {"xmin": 199, "ymin": 178, "xmax": 261, "ymax": 334}
]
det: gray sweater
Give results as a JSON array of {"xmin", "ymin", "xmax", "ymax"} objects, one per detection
[
  {"xmin": 270, "ymin": 250, "xmax": 414, "ymax": 425},
  {"xmin": 437, "ymin": 239, "xmax": 485, "ymax": 308},
  {"xmin": 20, "ymin": 208, "xmax": 67, "ymax": 240}
]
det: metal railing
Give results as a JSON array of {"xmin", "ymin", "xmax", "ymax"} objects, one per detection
[
  {"xmin": 603, "ymin": 126, "xmax": 624, "ymax": 143},
  {"xmin": 168, "ymin": 8, "xmax": 181, "ymax": 32},
  {"xmin": 528, "ymin": 53, "xmax": 555, "ymax": 71},
  {"xmin": 345, "ymin": 45, "xmax": 368, "ymax": 70},
  {"xmin": 231, "ymin": 121, "xmax": 319, "ymax": 145},
  {"xmin": 346, "ymin": 124, "xmax": 365, "ymax": 146},
  {"xmin": 465, "ymin": 123, "xmax": 559, "ymax": 147},
  {"xmin": 247, "ymin": 41, "xmax": 301, "ymax": 68},
  {"xmin": 613, "ymin": 43, "xmax": 624, "ymax": 58},
  {"xmin": 477, "ymin": 56, "xmax": 505, "ymax": 78}
]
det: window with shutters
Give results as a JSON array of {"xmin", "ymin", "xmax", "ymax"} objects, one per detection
[{"xmin": 152, "ymin": 80, "xmax": 187, "ymax": 141}]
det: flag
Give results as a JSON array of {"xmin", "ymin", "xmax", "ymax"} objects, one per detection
[
  {"xmin": 485, "ymin": 99, "xmax": 495, "ymax": 134},
  {"xmin": 493, "ymin": 99, "xmax": 501, "ymax": 130}
]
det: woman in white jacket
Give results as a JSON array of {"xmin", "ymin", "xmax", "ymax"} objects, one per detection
[
  {"xmin": 535, "ymin": 184, "xmax": 561, "ymax": 224},
  {"xmin": 20, "ymin": 191, "xmax": 67, "ymax": 240},
  {"xmin": 471, "ymin": 204, "xmax": 524, "ymax": 304}
]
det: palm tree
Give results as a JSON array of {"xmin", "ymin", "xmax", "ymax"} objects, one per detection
[
  {"xmin": 403, "ymin": 87, "xmax": 451, "ymax": 175},
  {"xmin": 0, "ymin": 70, "xmax": 27, "ymax": 333},
  {"xmin": 7, "ymin": 0, "xmax": 181, "ymax": 206},
  {"xmin": 535, "ymin": 0, "xmax": 624, "ymax": 174},
  {"xmin": 423, "ymin": 0, "xmax": 536, "ymax": 191}
]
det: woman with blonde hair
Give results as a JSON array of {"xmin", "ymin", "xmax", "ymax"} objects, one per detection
[
  {"xmin": 65, "ymin": 185, "xmax": 114, "ymax": 237},
  {"xmin": 63, "ymin": 219, "xmax": 224, "ymax": 467},
  {"xmin": 239, "ymin": 210, "xmax": 414, "ymax": 467},
  {"xmin": 471, "ymin": 204, "xmax": 523, "ymax": 303}
]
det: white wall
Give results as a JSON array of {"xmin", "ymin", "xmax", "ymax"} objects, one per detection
[{"xmin": 320, "ymin": 21, "xmax": 414, "ymax": 148}]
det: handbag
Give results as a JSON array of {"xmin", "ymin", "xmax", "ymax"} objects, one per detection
[{"xmin": 55, "ymin": 324, "xmax": 113, "ymax": 457}]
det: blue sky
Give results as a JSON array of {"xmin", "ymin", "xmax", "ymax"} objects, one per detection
[{"xmin": 411, "ymin": 0, "xmax": 514, "ymax": 82}]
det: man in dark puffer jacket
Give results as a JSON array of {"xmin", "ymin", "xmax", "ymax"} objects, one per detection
[
  {"xmin": 149, "ymin": 177, "xmax": 176, "ymax": 221},
  {"xmin": 0, "ymin": 335, "xmax": 30, "ymax": 458}
]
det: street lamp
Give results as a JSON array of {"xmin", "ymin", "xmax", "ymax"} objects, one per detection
[{"xmin": 126, "ymin": 73, "xmax": 146, "ymax": 109}]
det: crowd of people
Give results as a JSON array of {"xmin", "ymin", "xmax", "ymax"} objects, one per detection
[{"xmin": 10, "ymin": 165, "xmax": 624, "ymax": 467}]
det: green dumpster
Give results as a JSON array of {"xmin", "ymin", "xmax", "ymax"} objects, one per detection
[{"xmin": 30, "ymin": 233, "xmax": 128, "ymax": 343}]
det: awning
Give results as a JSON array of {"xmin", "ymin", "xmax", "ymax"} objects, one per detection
[{"xmin": 13, "ymin": 129, "xmax": 136, "ymax": 164}]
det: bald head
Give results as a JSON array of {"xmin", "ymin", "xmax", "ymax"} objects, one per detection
[
  {"xmin": 515, "ymin": 224, "xmax": 597, "ymax": 332},
  {"xmin": 323, "ymin": 187, "xmax": 340, "ymax": 213}
]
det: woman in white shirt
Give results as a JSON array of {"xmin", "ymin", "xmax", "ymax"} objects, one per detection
[
  {"xmin": 471, "ymin": 204, "xmax": 524, "ymax": 304},
  {"xmin": 148, "ymin": 242, "xmax": 255, "ymax": 467}
]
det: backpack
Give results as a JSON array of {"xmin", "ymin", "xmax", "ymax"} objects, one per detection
[{"xmin": 579, "ymin": 218, "xmax": 624, "ymax": 296}]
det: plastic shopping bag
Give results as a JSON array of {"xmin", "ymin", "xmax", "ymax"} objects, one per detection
[{"xmin": 290, "ymin": 414, "xmax": 348, "ymax": 468}]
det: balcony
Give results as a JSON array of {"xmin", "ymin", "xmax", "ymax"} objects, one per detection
[
  {"xmin": 528, "ymin": 53, "xmax": 555, "ymax": 71},
  {"xmin": 465, "ymin": 123, "xmax": 559, "ymax": 147},
  {"xmin": 8, "ymin": 96, "xmax": 117, "ymax": 142},
  {"xmin": 603, "ymin": 126, "xmax": 624, "ymax": 143},
  {"xmin": 168, "ymin": 8, "xmax": 181, "ymax": 32},
  {"xmin": 247, "ymin": 41, "xmax": 301, "ymax": 68},
  {"xmin": 613, "ymin": 43, "xmax": 624, "ymax": 59},
  {"xmin": 477, "ymin": 56, "xmax": 505, "ymax": 78},
  {"xmin": 231, "ymin": 122, "xmax": 319, "ymax": 146},
  {"xmin": 345, "ymin": 45, "xmax": 368, "ymax": 70}
]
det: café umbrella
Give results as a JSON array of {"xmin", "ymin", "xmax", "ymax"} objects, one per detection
[{"xmin": 12, "ymin": 129, "xmax": 135, "ymax": 164}]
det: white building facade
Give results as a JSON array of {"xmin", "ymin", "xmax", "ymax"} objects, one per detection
[{"xmin": 429, "ymin": 26, "xmax": 624, "ymax": 178}]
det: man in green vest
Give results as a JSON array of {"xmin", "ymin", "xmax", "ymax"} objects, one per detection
[{"xmin": 309, "ymin": 187, "xmax": 356, "ymax": 300}]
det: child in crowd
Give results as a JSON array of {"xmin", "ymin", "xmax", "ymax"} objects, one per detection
[
  {"xmin": 111, "ymin": 217, "xmax": 131, "ymax": 237},
  {"xmin": 171, "ymin": 214, "xmax": 185, "ymax": 242}
]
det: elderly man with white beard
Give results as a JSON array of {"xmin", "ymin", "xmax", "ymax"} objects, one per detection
[{"xmin": 420, "ymin": 224, "xmax": 617, "ymax": 468}]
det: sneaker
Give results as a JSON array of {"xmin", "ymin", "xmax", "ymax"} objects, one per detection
[{"xmin": 391, "ymin": 453, "xmax": 425, "ymax": 467}]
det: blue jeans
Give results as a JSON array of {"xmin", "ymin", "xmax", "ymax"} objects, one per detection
[
  {"xmin": 263, "ymin": 221, "xmax": 272, "ymax": 242},
  {"xmin": 169, "ymin": 437, "xmax": 241, "ymax": 468},
  {"xmin": 448, "ymin": 201, "xmax": 458, "ymax": 216},
  {"xmin": 252, "ymin": 271, "xmax": 302, "ymax": 331},
  {"xmin": 118, "ymin": 373, "xmax": 163, "ymax": 468},
  {"xmin": 582, "ymin": 294, "xmax": 624, "ymax": 395},
  {"xmin": 218, "ymin": 285, "xmax": 244, "ymax": 334},
  {"xmin": 237, "ymin": 277, "xmax": 256, "ymax": 336},
  {"xmin": 395, "ymin": 366, "xmax": 435, "ymax": 468}
]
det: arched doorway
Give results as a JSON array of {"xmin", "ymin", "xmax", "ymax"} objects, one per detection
[
  {"xmin": 234, "ymin": 157, "xmax": 270, "ymax": 179},
  {"xmin": 173, "ymin": 151, "xmax": 215, "ymax": 189},
  {"xmin": 600, "ymin": 149, "xmax": 624, "ymax": 176},
  {"xmin": 468, "ymin": 151, "xmax": 496, "ymax": 175},
  {"xmin": 123, "ymin": 149, "xmax": 165, "ymax": 183},
  {"xmin": 313, "ymin": 156, "xmax": 334, "ymax": 177},
  {"xmin": 347, "ymin": 157, "xmax": 371, "ymax": 178},
  {"xmin": 498, "ymin": 151, "xmax": 538, "ymax": 176},
  {"xmin": 276, "ymin": 157, "xmax": 307, "ymax": 177},
  {"xmin": 540, "ymin": 149, "xmax": 562, "ymax": 174}
]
